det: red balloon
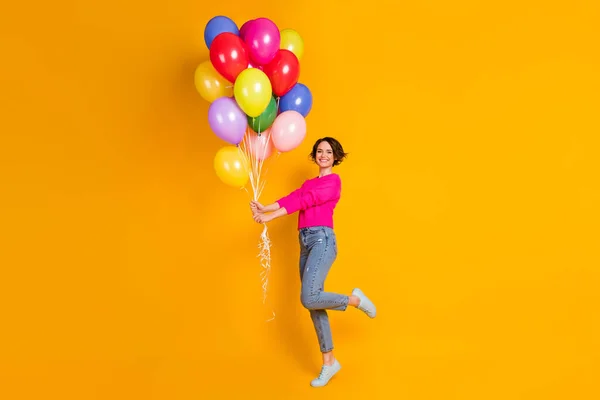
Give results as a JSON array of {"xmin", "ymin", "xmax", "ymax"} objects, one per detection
[
  {"xmin": 262, "ymin": 49, "xmax": 300, "ymax": 97},
  {"xmin": 209, "ymin": 32, "xmax": 249, "ymax": 83},
  {"xmin": 247, "ymin": 61, "xmax": 263, "ymax": 71}
]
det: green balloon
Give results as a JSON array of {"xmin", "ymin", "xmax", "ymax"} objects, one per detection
[{"xmin": 248, "ymin": 96, "xmax": 277, "ymax": 134}]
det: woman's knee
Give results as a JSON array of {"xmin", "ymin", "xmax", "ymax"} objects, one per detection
[{"xmin": 300, "ymin": 292, "xmax": 319, "ymax": 310}]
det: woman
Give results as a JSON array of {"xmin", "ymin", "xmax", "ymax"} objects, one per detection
[{"xmin": 250, "ymin": 137, "xmax": 376, "ymax": 388}]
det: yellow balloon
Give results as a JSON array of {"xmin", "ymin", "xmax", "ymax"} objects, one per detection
[
  {"xmin": 213, "ymin": 146, "xmax": 249, "ymax": 188},
  {"xmin": 194, "ymin": 60, "xmax": 233, "ymax": 103},
  {"xmin": 280, "ymin": 28, "xmax": 304, "ymax": 60},
  {"xmin": 233, "ymin": 68, "xmax": 272, "ymax": 118}
]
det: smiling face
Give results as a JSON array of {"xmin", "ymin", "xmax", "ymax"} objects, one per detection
[
  {"xmin": 315, "ymin": 140, "xmax": 335, "ymax": 168},
  {"xmin": 309, "ymin": 137, "xmax": 348, "ymax": 169}
]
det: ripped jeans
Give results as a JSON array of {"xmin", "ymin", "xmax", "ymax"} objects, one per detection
[{"xmin": 298, "ymin": 226, "xmax": 349, "ymax": 353}]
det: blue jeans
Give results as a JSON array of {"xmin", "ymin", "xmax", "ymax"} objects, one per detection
[{"xmin": 299, "ymin": 226, "xmax": 349, "ymax": 353}]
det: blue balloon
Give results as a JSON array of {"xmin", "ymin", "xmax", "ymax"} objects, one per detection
[
  {"xmin": 279, "ymin": 83, "xmax": 313, "ymax": 117},
  {"xmin": 204, "ymin": 16, "xmax": 239, "ymax": 48}
]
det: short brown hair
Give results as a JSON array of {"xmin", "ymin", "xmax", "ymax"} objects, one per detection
[{"xmin": 309, "ymin": 137, "xmax": 348, "ymax": 167}]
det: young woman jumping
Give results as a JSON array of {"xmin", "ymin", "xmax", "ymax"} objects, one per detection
[{"xmin": 250, "ymin": 136, "xmax": 377, "ymax": 387}]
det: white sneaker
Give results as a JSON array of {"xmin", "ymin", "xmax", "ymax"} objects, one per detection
[
  {"xmin": 352, "ymin": 288, "xmax": 376, "ymax": 318},
  {"xmin": 310, "ymin": 359, "xmax": 341, "ymax": 387}
]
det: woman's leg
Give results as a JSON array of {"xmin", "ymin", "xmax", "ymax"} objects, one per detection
[
  {"xmin": 298, "ymin": 233, "xmax": 340, "ymax": 387},
  {"xmin": 300, "ymin": 229, "xmax": 348, "ymax": 311},
  {"xmin": 298, "ymin": 228, "xmax": 376, "ymax": 387},
  {"xmin": 299, "ymin": 228, "xmax": 349, "ymax": 362},
  {"xmin": 299, "ymin": 235, "xmax": 335, "ymax": 356}
]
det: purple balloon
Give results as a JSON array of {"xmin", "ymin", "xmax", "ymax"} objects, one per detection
[
  {"xmin": 244, "ymin": 17, "xmax": 280, "ymax": 65},
  {"xmin": 208, "ymin": 97, "xmax": 248, "ymax": 145}
]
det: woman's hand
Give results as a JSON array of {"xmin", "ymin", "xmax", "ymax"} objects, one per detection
[
  {"xmin": 251, "ymin": 200, "xmax": 281, "ymax": 214},
  {"xmin": 253, "ymin": 212, "xmax": 273, "ymax": 224},
  {"xmin": 251, "ymin": 206, "xmax": 287, "ymax": 224},
  {"xmin": 250, "ymin": 200, "xmax": 265, "ymax": 214}
]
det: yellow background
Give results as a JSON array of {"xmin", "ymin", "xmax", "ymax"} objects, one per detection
[{"xmin": 1, "ymin": 1, "xmax": 599, "ymax": 399}]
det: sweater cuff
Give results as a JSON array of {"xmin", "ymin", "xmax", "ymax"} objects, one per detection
[{"xmin": 277, "ymin": 196, "xmax": 300, "ymax": 215}]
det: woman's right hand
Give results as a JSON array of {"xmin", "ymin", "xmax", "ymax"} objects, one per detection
[{"xmin": 250, "ymin": 200, "xmax": 265, "ymax": 214}]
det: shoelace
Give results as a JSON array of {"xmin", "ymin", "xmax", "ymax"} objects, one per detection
[{"xmin": 317, "ymin": 365, "xmax": 332, "ymax": 379}]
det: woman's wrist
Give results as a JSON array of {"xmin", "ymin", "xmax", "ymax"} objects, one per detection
[
  {"xmin": 265, "ymin": 202, "xmax": 280, "ymax": 212},
  {"xmin": 268, "ymin": 207, "xmax": 287, "ymax": 221}
]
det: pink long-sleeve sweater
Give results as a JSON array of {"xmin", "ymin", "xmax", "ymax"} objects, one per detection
[{"xmin": 276, "ymin": 173, "xmax": 342, "ymax": 230}]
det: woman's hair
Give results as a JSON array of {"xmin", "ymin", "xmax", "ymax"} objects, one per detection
[{"xmin": 309, "ymin": 137, "xmax": 348, "ymax": 167}]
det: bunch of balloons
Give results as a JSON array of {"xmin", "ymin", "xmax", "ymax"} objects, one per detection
[{"xmin": 194, "ymin": 15, "xmax": 313, "ymax": 188}]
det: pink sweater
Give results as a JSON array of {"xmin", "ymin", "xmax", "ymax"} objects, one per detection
[{"xmin": 276, "ymin": 173, "xmax": 342, "ymax": 230}]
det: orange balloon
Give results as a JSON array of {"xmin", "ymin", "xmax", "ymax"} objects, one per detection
[
  {"xmin": 194, "ymin": 60, "xmax": 233, "ymax": 103},
  {"xmin": 213, "ymin": 146, "xmax": 249, "ymax": 187}
]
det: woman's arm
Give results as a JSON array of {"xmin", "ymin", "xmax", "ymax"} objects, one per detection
[
  {"xmin": 250, "ymin": 200, "xmax": 280, "ymax": 213},
  {"xmin": 253, "ymin": 206, "xmax": 288, "ymax": 224},
  {"xmin": 249, "ymin": 176, "xmax": 341, "ymax": 224},
  {"xmin": 277, "ymin": 175, "xmax": 341, "ymax": 215},
  {"xmin": 250, "ymin": 186, "xmax": 302, "ymax": 214}
]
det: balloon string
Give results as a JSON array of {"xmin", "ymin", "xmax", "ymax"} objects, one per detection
[{"xmin": 240, "ymin": 127, "xmax": 277, "ymax": 322}]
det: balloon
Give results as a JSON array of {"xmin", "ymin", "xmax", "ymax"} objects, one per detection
[
  {"xmin": 233, "ymin": 68, "xmax": 272, "ymax": 117},
  {"xmin": 279, "ymin": 28, "xmax": 304, "ymax": 60},
  {"xmin": 247, "ymin": 61, "xmax": 263, "ymax": 70},
  {"xmin": 247, "ymin": 95, "xmax": 277, "ymax": 133},
  {"xmin": 245, "ymin": 128, "xmax": 274, "ymax": 161},
  {"xmin": 209, "ymin": 32, "xmax": 249, "ymax": 83},
  {"xmin": 207, "ymin": 97, "xmax": 248, "ymax": 145},
  {"xmin": 204, "ymin": 16, "xmax": 239, "ymax": 49},
  {"xmin": 262, "ymin": 49, "xmax": 300, "ymax": 97},
  {"xmin": 214, "ymin": 146, "xmax": 249, "ymax": 188},
  {"xmin": 239, "ymin": 20, "xmax": 254, "ymax": 41},
  {"xmin": 194, "ymin": 60, "xmax": 233, "ymax": 103},
  {"xmin": 270, "ymin": 110, "xmax": 306, "ymax": 152},
  {"xmin": 279, "ymin": 83, "xmax": 312, "ymax": 117},
  {"xmin": 244, "ymin": 17, "xmax": 280, "ymax": 65}
]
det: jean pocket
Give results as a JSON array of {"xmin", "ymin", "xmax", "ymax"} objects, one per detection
[{"xmin": 305, "ymin": 229, "xmax": 326, "ymax": 247}]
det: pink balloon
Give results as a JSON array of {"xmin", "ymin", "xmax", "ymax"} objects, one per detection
[
  {"xmin": 244, "ymin": 17, "xmax": 280, "ymax": 65},
  {"xmin": 239, "ymin": 19, "xmax": 254, "ymax": 41},
  {"xmin": 270, "ymin": 111, "xmax": 306, "ymax": 152},
  {"xmin": 245, "ymin": 128, "xmax": 274, "ymax": 160}
]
